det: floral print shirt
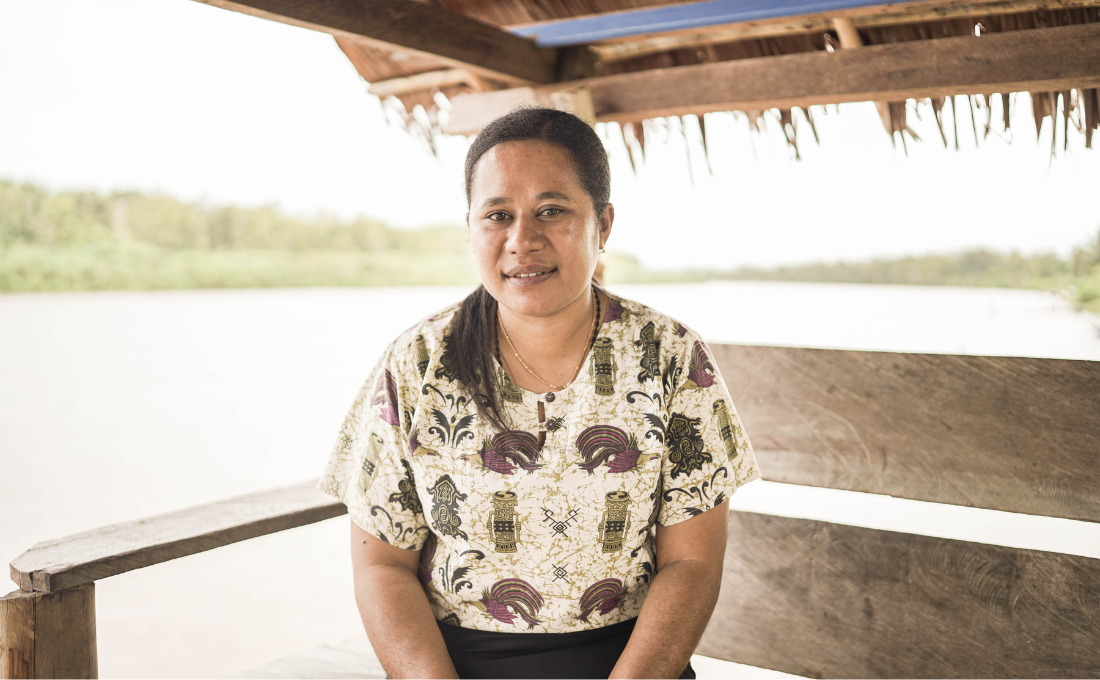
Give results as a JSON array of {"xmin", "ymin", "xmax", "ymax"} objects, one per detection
[{"xmin": 317, "ymin": 291, "xmax": 760, "ymax": 633}]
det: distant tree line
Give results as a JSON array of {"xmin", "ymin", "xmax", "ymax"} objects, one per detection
[
  {"xmin": 709, "ymin": 245, "xmax": 1100, "ymax": 289},
  {"xmin": 0, "ymin": 180, "xmax": 469, "ymax": 253},
  {"xmin": 0, "ymin": 180, "xmax": 1096, "ymax": 311}
]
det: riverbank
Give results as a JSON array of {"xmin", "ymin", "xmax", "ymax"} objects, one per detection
[{"xmin": 4, "ymin": 181, "xmax": 1097, "ymax": 309}]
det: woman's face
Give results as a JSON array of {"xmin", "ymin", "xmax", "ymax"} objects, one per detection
[{"xmin": 468, "ymin": 140, "xmax": 613, "ymax": 319}]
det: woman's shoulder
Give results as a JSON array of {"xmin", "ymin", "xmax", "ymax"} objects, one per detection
[
  {"xmin": 382, "ymin": 300, "xmax": 463, "ymax": 365},
  {"xmin": 602, "ymin": 289, "xmax": 702, "ymax": 349}
]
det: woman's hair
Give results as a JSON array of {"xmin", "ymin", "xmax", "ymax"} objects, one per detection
[{"xmin": 451, "ymin": 107, "xmax": 611, "ymax": 431}]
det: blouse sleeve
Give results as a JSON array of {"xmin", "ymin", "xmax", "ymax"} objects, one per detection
[
  {"xmin": 317, "ymin": 341, "xmax": 431, "ymax": 550},
  {"xmin": 657, "ymin": 329, "xmax": 761, "ymax": 526}
]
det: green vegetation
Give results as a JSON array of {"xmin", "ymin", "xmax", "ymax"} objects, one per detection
[
  {"xmin": 1, "ymin": 180, "xmax": 1097, "ymax": 313},
  {"xmin": 705, "ymin": 243, "xmax": 1100, "ymax": 313},
  {"xmin": 0, "ymin": 181, "xmax": 479, "ymax": 290}
]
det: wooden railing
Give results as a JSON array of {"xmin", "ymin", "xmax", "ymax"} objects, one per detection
[{"xmin": 3, "ymin": 345, "xmax": 1098, "ymax": 679}]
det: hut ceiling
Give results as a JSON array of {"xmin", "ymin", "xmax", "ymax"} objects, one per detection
[{"xmin": 193, "ymin": 0, "xmax": 1100, "ymax": 150}]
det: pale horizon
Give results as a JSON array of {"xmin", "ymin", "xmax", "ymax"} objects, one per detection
[{"xmin": 2, "ymin": 0, "xmax": 1098, "ymax": 270}]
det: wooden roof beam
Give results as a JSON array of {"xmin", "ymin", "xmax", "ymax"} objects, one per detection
[
  {"xmin": 586, "ymin": 0, "xmax": 1100, "ymax": 63},
  {"xmin": 190, "ymin": 0, "xmax": 558, "ymax": 85},
  {"xmin": 447, "ymin": 22, "xmax": 1100, "ymax": 132}
]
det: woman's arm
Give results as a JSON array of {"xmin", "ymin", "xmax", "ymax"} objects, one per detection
[
  {"xmin": 350, "ymin": 520, "xmax": 458, "ymax": 679},
  {"xmin": 610, "ymin": 501, "xmax": 729, "ymax": 679}
]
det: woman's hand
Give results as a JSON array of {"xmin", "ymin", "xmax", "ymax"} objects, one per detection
[
  {"xmin": 350, "ymin": 521, "xmax": 459, "ymax": 679},
  {"xmin": 610, "ymin": 501, "xmax": 729, "ymax": 679}
]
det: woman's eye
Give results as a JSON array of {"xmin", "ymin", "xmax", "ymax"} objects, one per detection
[
  {"xmin": 540, "ymin": 207, "xmax": 563, "ymax": 217},
  {"xmin": 487, "ymin": 212, "xmax": 510, "ymax": 222}
]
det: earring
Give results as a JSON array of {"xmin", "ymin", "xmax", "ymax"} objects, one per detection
[{"xmin": 599, "ymin": 245, "xmax": 606, "ymax": 253}]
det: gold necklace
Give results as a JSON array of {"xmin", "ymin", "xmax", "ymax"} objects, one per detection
[{"xmin": 498, "ymin": 288, "xmax": 598, "ymax": 392}]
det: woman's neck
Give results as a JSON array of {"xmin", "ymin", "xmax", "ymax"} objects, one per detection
[{"xmin": 497, "ymin": 286, "xmax": 603, "ymax": 392}]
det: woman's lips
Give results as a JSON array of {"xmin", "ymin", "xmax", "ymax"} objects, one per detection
[{"xmin": 505, "ymin": 268, "xmax": 556, "ymax": 287}]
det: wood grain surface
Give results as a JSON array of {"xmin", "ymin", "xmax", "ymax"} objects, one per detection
[
  {"xmin": 588, "ymin": 0, "xmax": 1100, "ymax": 62},
  {"xmin": 0, "ymin": 592, "xmax": 34, "ymax": 679},
  {"xmin": 710, "ymin": 344, "xmax": 1100, "ymax": 523},
  {"xmin": 571, "ymin": 23, "xmax": 1100, "ymax": 121},
  {"xmin": 1, "ymin": 584, "xmax": 97, "ymax": 679},
  {"xmin": 9, "ymin": 480, "xmax": 346, "ymax": 594},
  {"xmin": 698, "ymin": 511, "xmax": 1100, "ymax": 678},
  {"xmin": 191, "ymin": 0, "xmax": 556, "ymax": 85}
]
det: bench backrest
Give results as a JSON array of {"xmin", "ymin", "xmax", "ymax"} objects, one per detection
[{"xmin": 698, "ymin": 345, "xmax": 1100, "ymax": 678}]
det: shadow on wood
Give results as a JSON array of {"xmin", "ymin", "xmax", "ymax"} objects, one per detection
[
  {"xmin": 699, "ymin": 512, "xmax": 1100, "ymax": 679},
  {"xmin": 711, "ymin": 344, "xmax": 1100, "ymax": 522}
]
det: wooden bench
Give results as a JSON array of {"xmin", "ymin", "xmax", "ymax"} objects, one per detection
[{"xmin": 3, "ymin": 345, "xmax": 1098, "ymax": 679}]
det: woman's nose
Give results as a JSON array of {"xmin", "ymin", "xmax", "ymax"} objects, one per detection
[{"xmin": 506, "ymin": 212, "xmax": 543, "ymax": 254}]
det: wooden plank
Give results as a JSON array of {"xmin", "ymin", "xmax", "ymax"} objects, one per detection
[
  {"xmin": 445, "ymin": 88, "xmax": 542, "ymax": 134},
  {"xmin": 190, "ymin": 0, "xmax": 556, "ymax": 85},
  {"xmin": 588, "ymin": 22, "xmax": 1100, "ymax": 121},
  {"xmin": 8, "ymin": 480, "xmax": 346, "ymax": 594},
  {"xmin": 368, "ymin": 69, "xmax": 479, "ymax": 97},
  {"xmin": 447, "ymin": 23, "xmax": 1100, "ymax": 129},
  {"xmin": 582, "ymin": 0, "xmax": 1100, "ymax": 61},
  {"xmin": 1, "ymin": 585, "xmax": 97, "ymax": 679},
  {"xmin": 710, "ymin": 344, "xmax": 1100, "ymax": 522},
  {"xmin": 699, "ymin": 512, "xmax": 1100, "ymax": 678},
  {"xmin": 33, "ymin": 585, "xmax": 96, "ymax": 680},
  {"xmin": 0, "ymin": 591, "xmax": 34, "ymax": 679}
]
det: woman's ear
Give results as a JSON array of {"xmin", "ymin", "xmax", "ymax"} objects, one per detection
[{"xmin": 598, "ymin": 204, "xmax": 615, "ymax": 247}]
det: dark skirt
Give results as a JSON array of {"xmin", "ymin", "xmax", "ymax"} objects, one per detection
[{"xmin": 437, "ymin": 617, "xmax": 696, "ymax": 679}]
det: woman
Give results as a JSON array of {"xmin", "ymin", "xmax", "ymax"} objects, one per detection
[{"xmin": 318, "ymin": 107, "xmax": 759, "ymax": 679}]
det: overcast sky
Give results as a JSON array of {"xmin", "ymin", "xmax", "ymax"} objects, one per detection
[{"xmin": 2, "ymin": 0, "xmax": 1098, "ymax": 269}]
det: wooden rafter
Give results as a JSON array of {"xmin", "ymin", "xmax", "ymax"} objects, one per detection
[
  {"xmin": 446, "ymin": 22, "xmax": 1100, "ymax": 131},
  {"xmin": 368, "ymin": 68, "xmax": 486, "ymax": 97},
  {"xmin": 190, "ymin": 0, "xmax": 557, "ymax": 85}
]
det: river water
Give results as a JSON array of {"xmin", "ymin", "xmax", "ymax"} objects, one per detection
[{"xmin": 1, "ymin": 282, "xmax": 1098, "ymax": 678}]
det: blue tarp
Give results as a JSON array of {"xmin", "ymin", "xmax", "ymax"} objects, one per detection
[{"xmin": 508, "ymin": 0, "xmax": 893, "ymax": 46}]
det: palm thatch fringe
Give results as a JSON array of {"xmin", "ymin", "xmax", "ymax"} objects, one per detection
[{"xmin": 379, "ymin": 88, "xmax": 1099, "ymax": 165}]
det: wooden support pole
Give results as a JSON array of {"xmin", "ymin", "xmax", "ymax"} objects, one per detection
[
  {"xmin": 832, "ymin": 17, "xmax": 896, "ymax": 134},
  {"xmin": 831, "ymin": 17, "xmax": 862, "ymax": 49},
  {"xmin": 1, "ymin": 584, "xmax": 97, "ymax": 679}
]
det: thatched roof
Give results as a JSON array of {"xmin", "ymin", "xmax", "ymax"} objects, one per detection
[
  {"xmin": 330, "ymin": 0, "xmax": 1099, "ymax": 154},
  {"xmin": 193, "ymin": 0, "xmax": 1100, "ymax": 154}
]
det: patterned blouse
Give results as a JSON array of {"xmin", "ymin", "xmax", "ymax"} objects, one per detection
[{"xmin": 317, "ymin": 291, "xmax": 760, "ymax": 634}]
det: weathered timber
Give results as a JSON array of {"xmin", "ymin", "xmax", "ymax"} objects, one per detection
[
  {"xmin": 9, "ymin": 480, "xmax": 345, "ymax": 594},
  {"xmin": 581, "ymin": 0, "xmax": 1100, "ymax": 61},
  {"xmin": 698, "ymin": 512, "xmax": 1100, "ymax": 678},
  {"xmin": 0, "ymin": 593, "xmax": 33, "ymax": 679},
  {"xmin": 590, "ymin": 22, "xmax": 1100, "ymax": 120},
  {"xmin": 190, "ymin": 0, "xmax": 556, "ymax": 85},
  {"xmin": 447, "ymin": 22, "xmax": 1100, "ymax": 129},
  {"xmin": 709, "ymin": 344, "xmax": 1100, "ymax": 522},
  {"xmin": 1, "ymin": 584, "xmax": 97, "ymax": 679},
  {"xmin": 369, "ymin": 69, "xmax": 479, "ymax": 97}
]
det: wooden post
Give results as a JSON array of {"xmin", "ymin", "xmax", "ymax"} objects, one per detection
[
  {"xmin": 1, "ymin": 584, "xmax": 97, "ymax": 679},
  {"xmin": 832, "ymin": 17, "xmax": 895, "ymax": 133}
]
